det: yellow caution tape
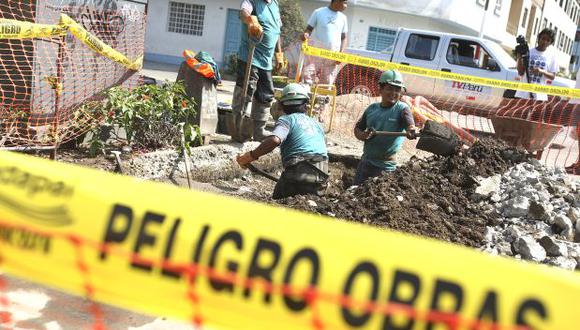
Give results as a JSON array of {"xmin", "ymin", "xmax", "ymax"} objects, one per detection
[
  {"xmin": 59, "ymin": 14, "xmax": 142, "ymax": 71},
  {"xmin": 1, "ymin": 150, "xmax": 580, "ymax": 329},
  {"xmin": 302, "ymin": 43, "xmax": 580, "ymax": 99},
  {"xmin": 0, "ymin": 16, "xmax": 141, "ymax": 71},
  {"xmin": 0, "ymin": 19, "xmax": 67, "ymax": 39}
]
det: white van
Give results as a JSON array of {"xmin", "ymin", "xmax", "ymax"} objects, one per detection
[{"xmin": 331, "ymin": 28, "xmax": 574, "ymax": 114}]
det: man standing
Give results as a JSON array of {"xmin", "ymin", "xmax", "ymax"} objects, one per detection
[
  {"xmin": 230, "ymin": 0, "xmax": 285, "ymax": 142},
  {"xmin": 301, "ymin": 0, "xmax": 348, "ymax": 86},
  {"xmin": 515, "ymin": 28, "xmax": 558, "ymax": 100},
  {"xmin": 353, "ymin": 70, "xmax": 417, "ymax": 185},
  {"xmin": 236, "ymin": 83, "xmax": 329, "ymax": 199}
]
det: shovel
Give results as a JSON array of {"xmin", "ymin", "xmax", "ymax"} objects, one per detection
[
  {"xmin": 372, "ymin": 120, "xmax": 461, "ymax": 156},
  {"xmin": 226, "ymin": 36, "xmax": 261, "ymax": 142},
  {"xmin": 247, "ymin": 163, "xmax": 279, "ymax": 182}
]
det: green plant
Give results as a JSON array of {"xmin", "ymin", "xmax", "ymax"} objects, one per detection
[
  {"xmin": 88, "ymin": 81, "xmax": 197, "ymax": 155},
  {"xmin": 225, "ymin": 53, "xmax": 239, "ymax": 75},
  {"xmin": 279, "ymin": 0, "xmax": 306, "ymax": 49}
]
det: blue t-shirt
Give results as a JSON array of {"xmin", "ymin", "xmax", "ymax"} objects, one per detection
[
  {"xmin": 356, "ymin": 101, "xmax": 412, "ymax": 171},
  {"xmin": 239, "ymin": 0, "xmax": 282, "ymax": 71},
  {"xmin": 271, "ymin": 112, "xmax": 327, "ymax": 164}
]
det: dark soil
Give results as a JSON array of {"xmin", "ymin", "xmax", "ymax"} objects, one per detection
[
  {"xmin": 44, "ymin": 137, "xmax": 529, "ymax": 248},
  {"xmin": 278, "ymin": 138, "xmax": 529, "ymax": 247}
]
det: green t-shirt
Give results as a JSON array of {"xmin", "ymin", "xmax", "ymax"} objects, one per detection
[
  {"xmin": 272, "ymin": 113, "xmax": 327, "ymax": 165},
  {"xmin": 239, "ymin": 0, "xmax": 281, "ymax": 71},
  {"xmin": 356, "ymin": 101, "xmax": 413, "ymax": 171}
]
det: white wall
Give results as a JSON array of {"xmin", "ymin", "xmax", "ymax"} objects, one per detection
[
  {"xmin": 145, "ymin": 0, "xmax": 239, "ymax": 65},
  {"xmin": 541, "ymin": 0, "xmax": 576, "ymax": 73},
  {"xmin": 143, "ymin": 0, "xmax": 577, "ymax": 75}
]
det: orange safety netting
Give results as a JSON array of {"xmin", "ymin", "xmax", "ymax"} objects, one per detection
[
  {"xmin": 0, "ymin": 0, "xmax": 146, "ymax": 149},
  {"xmin": 283, "ymin": 42, "xmax": 579, "ymax": 171}
]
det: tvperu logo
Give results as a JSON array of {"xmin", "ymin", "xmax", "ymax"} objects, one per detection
[
  {"xmin": 451, "ymin": 81, "xmax": 484, "ymax": 93},
  {"xmin": 0, "ymin": 166, "xmax": 74, "ymax": 226}
]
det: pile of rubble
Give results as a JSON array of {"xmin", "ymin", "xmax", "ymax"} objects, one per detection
[
  {"xmin": 478, "ymin": 161, "xmax": 580, "ymax": 270},
  {"xmin": 281, "ymin": 139, "xmax": 529, "ymax": 248}
]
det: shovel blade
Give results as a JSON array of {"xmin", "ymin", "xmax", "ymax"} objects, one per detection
[{"xmin": 416, "ymin": 121, "xmax": 461, "ymax": 156}]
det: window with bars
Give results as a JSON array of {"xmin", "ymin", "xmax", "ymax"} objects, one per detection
[
  {"xmin": 167, "ymin": 2, "xmax": 205, "ymax": 36},
  {"xmin": 366, "ymin": 26, "xmax": 397, "ymax": 52}
]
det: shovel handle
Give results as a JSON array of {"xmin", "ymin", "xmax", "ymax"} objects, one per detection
[
  {"xmin": 373, "ymin": 131, "xmax": 408, "ymax": 137},
  {"xmin": 247, "ymin": 163, "xmax": 279, "ymax": 182}
]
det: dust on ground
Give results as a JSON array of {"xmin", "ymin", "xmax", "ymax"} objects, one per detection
[{"xmin": 45, "ymin": 137, "xmax": 529, "ymax": 249}]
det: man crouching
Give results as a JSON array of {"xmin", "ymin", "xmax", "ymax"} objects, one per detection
[{"xmin": 236, "ymin": 83, "xmax": 329, "ymax": 199}]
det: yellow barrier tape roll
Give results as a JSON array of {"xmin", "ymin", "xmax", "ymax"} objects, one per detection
[
  {"xmin": 60, "ymin": 14, "xmax": 142, "ymax": 71},
  {"xmin": 1, "ymin": 150, "xmax": 580, "ymax": 330},
  {"xmin": 302, "ymin": 43, "xmax": 580, "ymax": 99},
  {"xmin": 0, "ymin": 18, "xmax": 67, "ymax": 39}
]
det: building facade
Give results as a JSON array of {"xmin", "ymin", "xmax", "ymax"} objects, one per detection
[{"xmin": 144, "ymin": 0, "xmax": 579, "ymax": 74}]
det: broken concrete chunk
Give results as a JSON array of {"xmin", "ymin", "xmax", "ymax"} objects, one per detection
[
  {"xmin": 496, "ymin": 241, "xmax": 513, "ymax": 256},
  {"xmin": 553, "ymin": 214, "xmax": 574, "ymax": 236},
  {"xmin": 307, "ymin": 200, "xmax": 317, "ymax": 207},
  {"xmin": 528, "ymin": 201, "xmax": 553, "ymax": 221},
  {"xmin": 567, "ymin": 207, "xmax": 580, "ymax": 225},
  {"xmin": 502, "ymin": 196, "xmax": 530, "ymax": 218},
  {"xmin": 539, "ymin": 236, "xmax": 568, "ymax": 257},
  {"xmin": 513, "ymin": 236, "xmax": 546, "ymax": 262},
  {"xmin": 472, "ymin": 175, "xmax": 501, "ymax": 201},
  {"xmin": 502, "ymin": 226, "xmax": 523, "ymax": 243}
]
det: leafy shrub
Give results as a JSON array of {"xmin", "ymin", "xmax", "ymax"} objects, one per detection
[
  {"xmin": 225, "ymin": 53, "xmax": 239, "ymax": 75},
  {"xmin": 88, "ymin": 81, "xmax": 198, "ymax": 155}
]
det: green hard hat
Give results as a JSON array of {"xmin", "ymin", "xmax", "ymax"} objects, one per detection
[
  {"xmin": 379, "ymin": 70, "xmax": 405, "ymax": 89},
  {"xmin": 280, "ymin": 83, "xmax": 310, "ymax": 106}
]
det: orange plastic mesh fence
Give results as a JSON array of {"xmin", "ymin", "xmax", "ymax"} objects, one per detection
[
  {"xmin": 0, "ymin": 0, "xmax": 146, "ymax": 149},
  {"xmin": 284, "ymin": 42, "xmax": 579, "ymax": 170}
]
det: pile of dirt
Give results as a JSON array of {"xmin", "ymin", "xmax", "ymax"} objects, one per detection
[{"xmin": 280, "ymin": 138, "xmax": 529, "ymax": 247}]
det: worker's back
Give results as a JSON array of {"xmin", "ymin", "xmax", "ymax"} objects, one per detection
[{"xmin": 277, "ymin": 112, "xmax": 327, "ymax": 164}]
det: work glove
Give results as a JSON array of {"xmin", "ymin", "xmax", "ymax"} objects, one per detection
[
  {"xmin": 275, "ymin": 52, "xmax": 286, "ymax": 72},
  {"xmin": 363, "ymin": 127, "xmax": 376, "ymax": 140},
  {"xmin": 236, "ymin": 151, "xmax": 256, "ymax": 168},
  {"xmin": 248, "ymin": 15, "xmax": 263, "ymax": 39},
  {"xmin": 406, "ymin": 126, "xmax": 418, "ymax": 140}
]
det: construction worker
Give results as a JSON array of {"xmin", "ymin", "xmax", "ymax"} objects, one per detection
[
  {"xmin": 353, "ymin": 70, "xmax": 417, "ymax": 185},
  {"xmin": 230, "ymin": 0, "xmax": 285, "ymax": 142},
  {"xmin": 236, "ymin": 83, "xmax": 329, "ymax": 199}
]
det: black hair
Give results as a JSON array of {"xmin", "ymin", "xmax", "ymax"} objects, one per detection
[
  {"xmin": 538, "ymin": 28, "xmax": 556, "ymax": 44},
  {"xmin": 282, "ymin": 102, "xmax": 308, "ymax": 114}
]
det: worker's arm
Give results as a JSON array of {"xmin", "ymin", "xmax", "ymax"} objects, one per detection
[
  {"xmin": 240, "ymin": 3, "xmax": 253, "ymax": 24},
  {"xmin": 240, "ymin": 1, "xmax": 263, "ymax": 38},
  {"xmin": 236, "ymin": 136, "xmax": 281, "ymax": 167},
  {"xmin": 516, "ymin": 54, "xmax": 525, "ymax": 76},
  {"xmin": 532, "ymin": 67, "xmax": 556, "ymax": 80},
  {"xmin": 301, "ymin": 26, "xmax": 314, "ymax": 42},
  {"xmin": 402, "ymin": 107, "xmax": 417, "ymax": 139},
  {"xmin": 254, "ymin": 136, "xmax": 282, "ymax": 158},
  {"xmin": 354, "ymin": 111, "xmax": 373, "ymax": 141},
  {"xmin": 237, "ymin": 119, "xmax": 290, "ymax": 168},
  {"xmin": 275, "ymin": 37, "xmax": 284, "ymax": 71},
  {"xmin": 340, "ymin": 32, "xmax": 348, "ymax": 52}
]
